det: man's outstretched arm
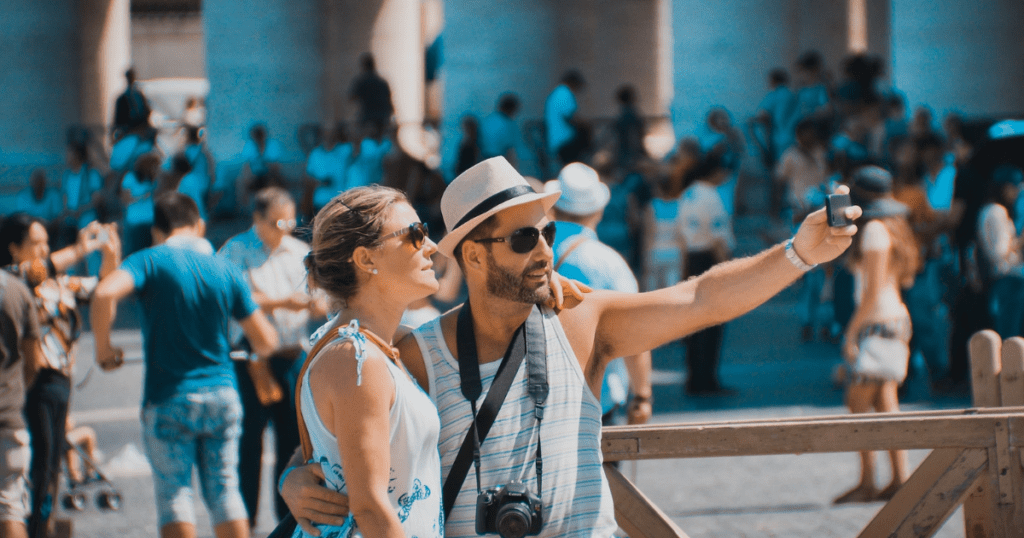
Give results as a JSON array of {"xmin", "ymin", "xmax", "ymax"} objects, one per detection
[{"xmin": 580, "ymin": 197, "xmax": 861, "ymax": 362}]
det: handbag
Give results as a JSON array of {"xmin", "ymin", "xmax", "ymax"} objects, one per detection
[{"xmin": 853, "ymin": 335, "xmax": 910, "ymax": 383}]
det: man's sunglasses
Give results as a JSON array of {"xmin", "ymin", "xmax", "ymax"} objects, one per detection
[
  {"xmin": 378, "ymin": 222, "xmax": 429, "ymax": 250},
  {"xmin": 473, "ymin": 222, "xmax": 557, "ymax": 254}
]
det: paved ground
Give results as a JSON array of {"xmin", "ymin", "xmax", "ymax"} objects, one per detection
[{"xmin": 57, "ymin": 215, "xmax": 975, "ymax": 537}]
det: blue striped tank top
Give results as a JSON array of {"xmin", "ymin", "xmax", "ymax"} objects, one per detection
[{"xmin": 412, "ymin": 306, "xmax": 618, "ymax": 537}]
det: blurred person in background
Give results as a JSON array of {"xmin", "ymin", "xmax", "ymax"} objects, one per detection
[
  {"xmin": 678, "ymin": 155, "xmax": 737, "ymax": 396},
  {"xmin": 891, "ymin": 136, "xmax": 956, "ymax": 390},
  {"xmin": 91, "ymin": 192, "xmax": 278, "ymax": 538},
  {"xmin": 240, "ymin": 123, "xmax": 285, "ymax": 203},
  {"xmin": 303, "ymin": 124, "xmax": 353, "ymax": 220},
  {"xmin": 976, "ymin": 165, "xmax": 1024, "ymax": 338},
  {"xmin": 346, "ymin": 121, "xmax": 393, "ymax": 190},
  {"xmin": 349, "ymin": 53, "xmax": 394, "ymax": 134},
  {"xmin": 166, "ymin": 126, "xmax": 215, "ymax": 221},
  {"xmin": 109, "ymin": 123, "xmax": 156, "ymax": 178},
  {"xmin": 112, "ymin": 68, "xmax": 151, "ymax": 138},
  {"xmin": 217, "ymin": 187, "xmax": 327, "ymax": 526},
  {"xmin": 942, "ymin": 113, "xmax": 973, "ymax": 168},
  {"xmin": 455, "ymin": 115, "xmax": 481, "ymax": 176},
  {"xmin": 545, "ymin": 70, "xmax": 589, "ymax": 169},
  {"xmin": 479, "ymin": 93, "xmax": 521, "ymax": 166},
  {"xmin": 594, "ymin": 152, "xmax": 651, "ymax": 274},
  {"xmin": 750, "ymin": 68, "xmax": 796, "ymax": 171},
  {"xmin": 182, "ymin": 96, "xmax": 206, "ymax": 129},
  {"xmin": 789, "ymin": 50, "xmax": 832, "ymax": 134},
  {"xmin": 544, "ymin": 162, "xmax": 652, "ymax": 430},
  {"xmin": 776, "ymin": 118, "xmax": 831, "ymax": 342},
  {"xmin": 613, "ymin": 85, "xmax": 646, "ymax": 173},
  {"xmin": 121, "ymin": 153, "xmax": 162, "ymax": 256},
  {"xmin": 836, "ymin": 166, "xmax": 919, "ymax": 504},
  {"xmin": 0, "ymin": 214, "xmax": 119, "ymax": 538},
  {"xmin": 641, "ymin": 160, "xmax": 685, "ymax": 292},
  {"xmin": 702, "ymin": 107, "xmax": 745, "ymax": 216},
  {"xmin": 57, "ymin": 143, "xmax": 104, "ymax": 249},
  {"xmin": 18, "ymin": 170, "xmax": 61, "ymax": 223},
  {"xmin": 0, "ymin": 270, "xmax": 43, "ymax": 538}
]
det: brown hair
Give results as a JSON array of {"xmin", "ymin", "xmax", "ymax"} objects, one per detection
[
  {"xmin": 305, "ymin": 186, "xmax": 408, "ymax": 305},
  {"xmin": 848, "ymin": 215, "xmax": 921, "ymax": 288},
  {"xmin": 453, "ymin": 215, "xmax": 500, "ymax": 271}
]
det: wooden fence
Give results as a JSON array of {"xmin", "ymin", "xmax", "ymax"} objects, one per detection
[{"xmin": 601, "ymin": 330, "xmax": 1024, "ymax": 538}]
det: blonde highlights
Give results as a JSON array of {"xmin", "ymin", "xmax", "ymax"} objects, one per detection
[{"xmin": 305, "ymin": 186, "xmax": 409, "ymax": 304}]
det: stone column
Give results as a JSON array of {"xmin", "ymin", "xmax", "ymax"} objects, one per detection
[
  {"xmin": 79, "ymin": 0, "xmax": 131, "ymax": 141},
  {"xmin": 891, "ymin": 0, "xmax": 1024, "ymax": 117},
  {"xmin": 0, "ymin": 0, "xmax": 82, "ymax": 173}
]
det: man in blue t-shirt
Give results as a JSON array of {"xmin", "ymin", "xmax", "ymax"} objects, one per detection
[{"xmin": 91, "ymin": 192, "xmax": 278, "ymax": 538}]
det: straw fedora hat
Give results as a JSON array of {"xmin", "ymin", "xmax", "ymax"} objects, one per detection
[
  {"xmin": 543, "ymin": 162, "xmax": 610, "ymax": 216},
  {"xmin": 437, "ymin": 157, "xmax": 561, "ymax": 258}
]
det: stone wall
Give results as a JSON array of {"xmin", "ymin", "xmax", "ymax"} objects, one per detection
[{"xmin": 891, "ymin": 0, "xmax": 1024, "ymax": 118}]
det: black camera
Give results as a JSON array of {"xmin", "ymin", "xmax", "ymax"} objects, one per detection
[{"xmin": 475, "ymin": 481, "xmax": 543, "ymax": 538}]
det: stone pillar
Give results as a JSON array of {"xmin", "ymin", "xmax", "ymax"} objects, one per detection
[
  {"xmin": 79, "ymin": 0, "xmax": 131, "ymax": 139},
  {"xmin": 0, "ymin": 0, "xmax": 81, "ymax": 174},
  {"xmin": 891, "ymin": 0, "xmax": 1024, "ymax": 117},
  {"xmin": 202, "ymin": 0, "xmax": 324, "ymax": 163}
]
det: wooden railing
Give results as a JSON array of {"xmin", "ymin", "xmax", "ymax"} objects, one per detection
[{"xmin": 601, "ymin": 330, "xmax": 1024, "ymax": 538}]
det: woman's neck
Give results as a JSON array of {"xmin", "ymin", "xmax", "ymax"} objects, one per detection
[{"xmin": 337, "ymin": 292, "xmax": 408, "ymax": 345}]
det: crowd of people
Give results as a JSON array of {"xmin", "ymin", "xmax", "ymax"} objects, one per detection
[{"xmin": 1, "ymin": 42, "xmax": 1022, "ymax": 537}]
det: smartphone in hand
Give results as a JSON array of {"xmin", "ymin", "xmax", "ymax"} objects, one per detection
[{"xmin": 825, "ymin": 193, "xmax": 853, "ymax": 227}]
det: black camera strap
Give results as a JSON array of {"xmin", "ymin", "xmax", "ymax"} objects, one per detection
[{"xmin": 442, "ymin": 303, "xmax": 548, "ymax": 520}]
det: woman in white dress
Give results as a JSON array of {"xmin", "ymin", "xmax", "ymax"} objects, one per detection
[{"xmin": 296, "ymin": 185, "xmax": 444, "ymax": 537}]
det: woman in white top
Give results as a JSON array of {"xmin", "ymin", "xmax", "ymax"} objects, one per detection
[
  {"xmin": 297, "ymin": 186, "xmax": 444, "ymax": 537},
  {"xmin": 976, "ymin": 165, "xmax": 1024, "ymax": 338},
  {"xmin": 836, "ymin": 166, "xmax": 920, "ymax": 504}
]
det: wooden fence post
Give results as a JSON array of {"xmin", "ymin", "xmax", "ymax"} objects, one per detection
[
  {"xmin": 994, "ymin": 337, "xmax": 1024, "ymax": 531},
  {"xmin": 965, "ymin": 330, "xmax": 1001, "ymax": 538}
]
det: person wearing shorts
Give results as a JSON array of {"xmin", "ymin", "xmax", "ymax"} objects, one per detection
[
  {"xmin": 0, "ymin": 271, "xmax": 43, "ymax": 538},
  {"xmin": 91, "ymin": 193, "xmax": 278, "ymax": 538}
]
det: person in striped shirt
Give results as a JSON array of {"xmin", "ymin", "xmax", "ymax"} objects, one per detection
[{"xmin": 282, "ymin": 157, "xmax": 860, "ymax": 537}]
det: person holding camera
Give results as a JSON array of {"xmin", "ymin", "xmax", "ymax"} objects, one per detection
[
  {"xmin": 282, "ymin": 157, "xmax": 860, "ymax": 538},
  {"xmin": 0, "ymin": 215, "xmax": 119, "ymax": 538}
]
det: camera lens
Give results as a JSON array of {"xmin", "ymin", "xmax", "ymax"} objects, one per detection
[{"xmin": 495, "ymin": 502, "xmax": 532, "ymax": 538}]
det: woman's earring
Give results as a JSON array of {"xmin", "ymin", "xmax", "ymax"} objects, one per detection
[{"xmin": 371, "ymin": 269, "xmax": 379, "ymax": 275}]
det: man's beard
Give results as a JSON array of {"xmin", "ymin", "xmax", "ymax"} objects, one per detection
[{"xmin": 485, "ymin": 251, "xmax": 551, "ymax": 305}]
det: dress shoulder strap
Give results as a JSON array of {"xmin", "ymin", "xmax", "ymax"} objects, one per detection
[{"xmin": 295, "ymin": 319, "xmax": 368, "ymax": 461}]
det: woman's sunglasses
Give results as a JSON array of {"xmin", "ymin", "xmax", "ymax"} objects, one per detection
[
  {"xmin": 378, "ymin": 222, "xmax": 429, "ymax": 250},
  {"xmin": 473, "ymin": 222, "xmax": 557, "ymax": 254}
]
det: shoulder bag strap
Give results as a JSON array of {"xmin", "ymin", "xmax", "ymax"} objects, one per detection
[
  {"xmin": 443, "ymin": 304, "xmax": 541, "ymax": 519},
  {"xmin": 293, "ymin": 326, "xmax": 347, "ymax": 462}
]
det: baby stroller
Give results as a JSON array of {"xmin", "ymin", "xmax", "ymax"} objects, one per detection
[{"xmin": 59, "ymin": 430, "xmax": 122, "ymax": 512}]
